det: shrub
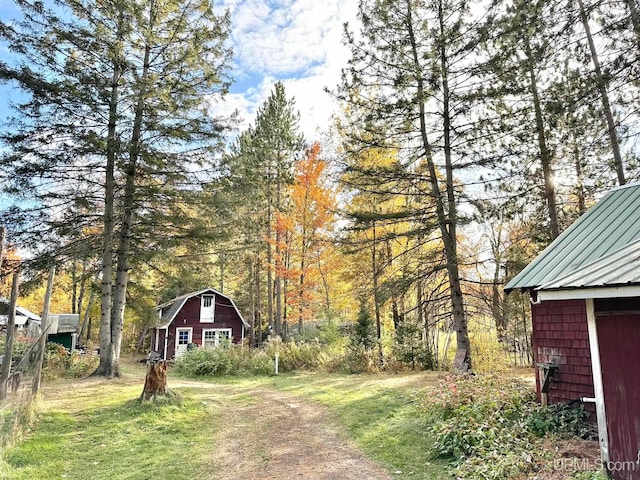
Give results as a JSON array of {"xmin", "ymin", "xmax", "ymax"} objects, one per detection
[
  {"xmin": 174, "ymin": 346, "xmax": 274, "ymax": 377},
  {"xmin": 43, "ymin": 343, "xmax": 98, "ymax": 379},
  {"xmin": 423, "ymin": 374, "xmax": 593, "ymax": 479},
  {"xmin": 342, "ymin": 344, "xmax": 380, "ymax": 374},
  {"xmin": 527, "ymin": 403, "xmax": 592, "ymax": 439},
  {"xmin": 264, "ymin": 337, "xmax": 330, "ymax": 372},
  {"xmin": 468, "ymin": 328, "xmax": 512, "ymax": 374}
]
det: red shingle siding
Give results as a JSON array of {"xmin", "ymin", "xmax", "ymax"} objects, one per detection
[{"xmin": 532, "ymin": 300, "xmax": 594, "ymax": 406}]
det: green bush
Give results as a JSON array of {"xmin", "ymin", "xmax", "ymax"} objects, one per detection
[
  {"xmin": 174, "ymin": 346, "xmax": 274, "ymax": 377},
  {"xmin": 527, "ymin": 402, "xmax": 591, "ymax": 438},
  {"xmin": 43, "ymin": 343, "xmax": 98, "ymax": 379}
]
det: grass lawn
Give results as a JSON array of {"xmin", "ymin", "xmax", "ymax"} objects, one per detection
[
  {"xmin": 1, "ymin": 380, "xmax": 223, "ymax": 480},
  {"xmin": 0, "ymin": 367, "xmax": 450, "ymax": 480}
]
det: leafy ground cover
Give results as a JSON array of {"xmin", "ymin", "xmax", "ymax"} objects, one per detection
[{"xmin": 0, "ymin": 364, "xmax": 603, "ymax": 480}]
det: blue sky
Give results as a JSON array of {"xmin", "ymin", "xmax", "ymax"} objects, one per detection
[
  {"xmin": 0, "ymin": 0, "xmax": 359, "ymax": 143},
  {"xmin": 214, "ymin": 0, "xmax": 358, "ymax": 141}
]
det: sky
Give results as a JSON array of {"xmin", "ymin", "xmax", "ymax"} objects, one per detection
[
  {"xmin": 0, "ymin": 0, "xmax": 360, "ymax": 143},
  {"xmin": 215, "ymin": 0, "xmax": 358, "ymax": 141}
]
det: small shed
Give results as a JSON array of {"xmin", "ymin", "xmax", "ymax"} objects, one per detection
[
  {"xmin": 46, "ymin": 314, "xmax": 80, "ymax": 350},
  {"xmin": 506, "ymin": 183, "xmax": 640, "ymax": 479},
  {"xmin": 151, "ymin": 288, "xmax": 250, "ymax": 360},
  {"xmin": 0, "ymin": 298, "xmax": 41, "ymax": 333}
]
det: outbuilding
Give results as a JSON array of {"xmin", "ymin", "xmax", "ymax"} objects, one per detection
[
  {"xmin": 0, "ymin": 299, "xmax": 41, "ymax": 335},
  {"xmin": 151, "ymin": 288, "xmax": 250, "ymax": 360},
  {"xmin": 506, "ymin": 183, "xmax": 640, "ymax": 479}
]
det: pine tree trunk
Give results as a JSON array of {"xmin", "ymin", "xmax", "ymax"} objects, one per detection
[
  {"xmin": 407, "ymin": 0, "xmax": 471, "ymax": 370},
  {"xmin": 96, "ymin": 14, "xmax": 124, "ymax": 377},
  {"xmin": 371, "ymin": 219, "xmax": 383, "ymax": 364},
  {"xmin": 110, "ymin": 2, "xmax": 154, "ymax": 375},
  {"xmin": 578, "ymin": 0, "xmax": 626, "ymax": 185},
  {"xmin": 491, "ymin": 231, "xmax": 506, "ymax": 333},
  {"xmin": 524, "ymin": 37, "xmax": 560, "ymax": 240},
  {"xmin": 255, "ymin": 251, "xmax": 262, "ymax": 346},
  {"xmin": 266, "ymin": 169, "xmax": 274, "ymax": 334},
  {"xmin": 573, "ymin": 139, "xmax": 587, "ymax": 215},
  {"xmin": 275, "ymin": 167, "xmax": 283, "ymax": 336}
]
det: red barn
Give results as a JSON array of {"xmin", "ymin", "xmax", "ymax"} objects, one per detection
[
  {"xmin": 506, "ymin": 183, "xmax": 640, "ymax": 480},
  {"xmin": 151, "ymin": 288, "xmax": 250, "ymax": 360}
]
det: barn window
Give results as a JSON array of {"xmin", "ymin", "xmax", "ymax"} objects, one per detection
[
  {"xmin": 200, "ymin": 295, "xmax": 215, "ymax": 323},
  {"xmin": 202, "ymin": 328, "xmax": 232, "ymax": 348},
  {"xmin": 178, "ymin": 329, "xmax": 190, "ymax": 345}
]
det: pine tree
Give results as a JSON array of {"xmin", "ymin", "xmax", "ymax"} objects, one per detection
[
  {"xmin": 225, "ymin": 82, "xmax": 304, "ymax": 337},
  {"xmin": 0, "ymin": 0, "xmax": 232, "ymax": 376},
  {"xmin": 336, "ymin": 0, "xmax": 479, "ymax": 370}
]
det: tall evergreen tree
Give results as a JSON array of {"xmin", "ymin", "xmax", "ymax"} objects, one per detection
[
  {"xmin": 336, "ymin": 0, "xmax": 482, "ymax": 370},
  {"xmin": 225, "ymin": 82, "xmax": 304, "ymax": 337},
  {"xmin": 0, "ymin": 0, "xmax": 232, "ymax": 376}
]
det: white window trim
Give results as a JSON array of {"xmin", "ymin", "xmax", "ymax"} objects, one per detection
[
  {"xmin": 176, "ymin": 327, "xmax": 193, "ymax": 346},
  {"xmin": 202, "ymin": 328, "xmax": 232, "ymax": 348},
  {"xmin": 200, "ymin": 295, "xmax": 216, "ymax": 323}
]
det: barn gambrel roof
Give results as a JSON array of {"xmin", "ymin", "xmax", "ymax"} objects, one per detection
[
  {"xmin": 506, "ymin": 183, "xmax": 640, "ymax": 293},
  {"xmin": 155, "ymin": 288, "xmax": 250, "ymax": 328}
]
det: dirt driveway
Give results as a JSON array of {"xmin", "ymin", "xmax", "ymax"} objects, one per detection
[{"xmin": 172, "ymin": 379, "xmax": 393, "ymax": 480}]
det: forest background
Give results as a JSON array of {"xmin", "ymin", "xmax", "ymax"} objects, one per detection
[{"xmin": 0, "ymin": 0, "xmax": 639, "ymax": 375}]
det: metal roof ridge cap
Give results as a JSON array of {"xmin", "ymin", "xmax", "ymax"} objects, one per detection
[{"xmin": 609, "ymin": 181, "xmax": 640, "ymax": 192}]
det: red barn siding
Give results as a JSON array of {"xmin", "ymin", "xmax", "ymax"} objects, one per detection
[
  {"xmin": 532, "ymin": 299, "xmax": 594, "ymax": 406},
  {"xmin": 155, "ymin": 291, "xmax": 246, "ymax": 359},
  {"xmin": 597, "ymin": 313, "xmax": 640, "ymax": 480}
]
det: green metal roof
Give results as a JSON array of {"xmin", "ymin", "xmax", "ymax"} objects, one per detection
[
  {"xmin": 505, "ymin": 183, "xmax": 640, "ymax": 292},
  {"xmin": 538, "ymin": 238, "xmax": 640, "ymax": 291}
]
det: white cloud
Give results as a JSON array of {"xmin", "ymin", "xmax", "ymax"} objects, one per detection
[{"xmin": 214, "ymin": 0, "xmax": 359, "ymax": 142}]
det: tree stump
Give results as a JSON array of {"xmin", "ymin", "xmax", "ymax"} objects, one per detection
[{"xmin": 140, "ymin": 359, "xmax": 172, "ymax": 401}]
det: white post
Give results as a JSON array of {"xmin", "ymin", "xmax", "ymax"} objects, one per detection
[
  {"xmin": 275, "ymin": 353, "xmax": 279, "ymax": 375},
  {"xmin": 586, "ymin": 298, "xmax": 610, "ymax": 465}
]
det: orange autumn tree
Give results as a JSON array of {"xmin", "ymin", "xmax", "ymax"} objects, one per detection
[{"xmin": 276, "ymin": 142, "xmax": 337, "ymax": 332}]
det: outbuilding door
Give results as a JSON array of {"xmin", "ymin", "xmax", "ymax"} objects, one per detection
[
  {"xmin": 175, "ymin": 327, "xmax": 192, "ymax": 358},
  {"xmin": 597, "ymin": 314, "xmax": 640, "ymax": 480}
]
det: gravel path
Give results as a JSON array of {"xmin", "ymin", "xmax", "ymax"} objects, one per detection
[{"xmin": 172, "ymin": 380, "xmax": 393, "ymax": 480}]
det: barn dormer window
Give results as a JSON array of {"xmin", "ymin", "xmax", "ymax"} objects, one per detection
[{"xmin": 200, "ymin": 295, "xmax": 215, "ymax": 323}]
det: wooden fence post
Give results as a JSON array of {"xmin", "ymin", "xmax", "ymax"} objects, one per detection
[
  {"xmin": 0, "ymin": 269, "xmax": 20, "ymax": 400},
  {"xmin": 0, "ymin": 226, "xmax": 6, "ymax": 273},
  {"xmin": 32, "ymin": 266, "xmax": 56, "ymax": 395}
]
